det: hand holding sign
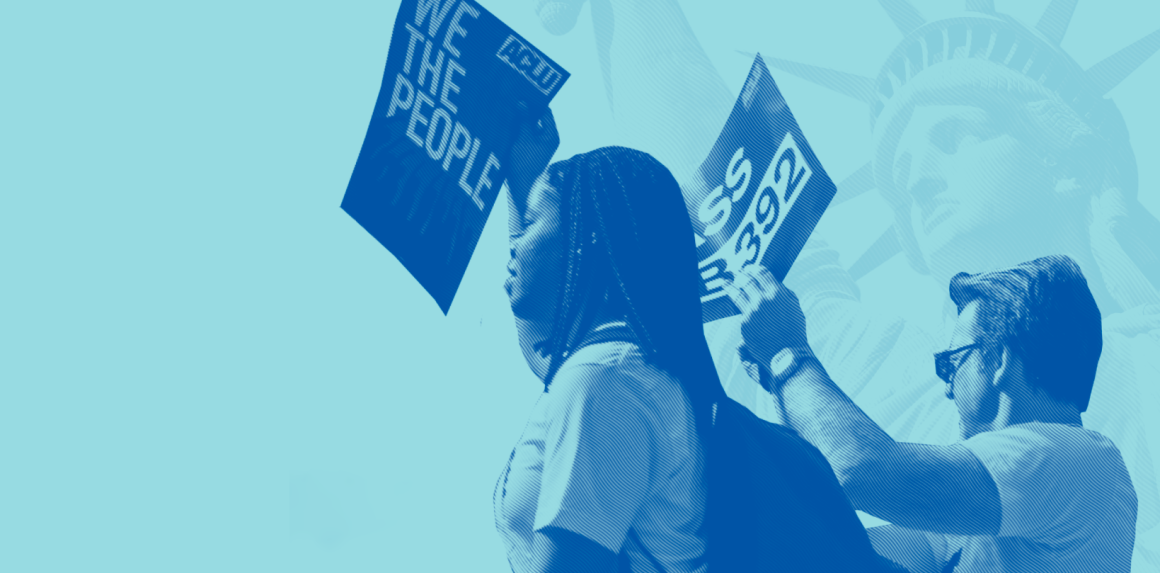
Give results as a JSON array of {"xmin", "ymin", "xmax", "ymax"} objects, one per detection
[
  {"xmin": 724, "ymin": 265, "xmax": 809, "ymax": 372},
  {"xmin": 342, "ymin": 0, "xmax": 569, "ymax": 314},
  {"xmin": 684, "ymin": 55, "xmax": 837, "ymax": 323},
  {"xmin": 507, "ymin": 107, "xmax": 560, "ymax": 225}
]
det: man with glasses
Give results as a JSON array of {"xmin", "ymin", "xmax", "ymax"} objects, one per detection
[{"xmin": 726, "ymin": 255, "xmax": 1137, "ymax": 573}]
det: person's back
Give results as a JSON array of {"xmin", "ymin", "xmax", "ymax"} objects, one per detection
[
  {"xmin": 709, "ymin": 397, "xmax": 909, "ymax": 572},
  {"xmin": 938, "ymin": 422, "xmax": 1136, "ymax": 572}
]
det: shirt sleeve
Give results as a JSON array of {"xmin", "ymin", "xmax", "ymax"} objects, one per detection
[
  {"xmin": 533, "ymin": 360, "xmax": 657, "ymax": 553},
  {"xmin": 961, "ymin": 426, "xmax": 1088, "ymax": 542}
]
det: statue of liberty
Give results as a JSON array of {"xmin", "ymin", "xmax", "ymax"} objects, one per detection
[{"xmin": 530, "ymin": 0, "xmax": 1160, "ymax": 569}]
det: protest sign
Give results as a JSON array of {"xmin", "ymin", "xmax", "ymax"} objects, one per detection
[
  {"xmin": 686, "ymin": 55, "xmax": 837, "ymax": 323},
  {"xmin": 342, "ymin": 0, "xmax": 569, "ymax": 313}
]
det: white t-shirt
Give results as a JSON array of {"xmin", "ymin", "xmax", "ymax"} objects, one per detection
[
  {"xmin": 493, "ymin": 339, "xmax": 707, "ymax": 573},
  {"xmin": 930, "ymin": 422, "xmax": 1137, "ymax": 572}
]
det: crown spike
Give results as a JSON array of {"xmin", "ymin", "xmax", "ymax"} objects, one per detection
[
  {"xmin": 848, "ymin": 226, "xmax": 901, "ymax": 281},
  {"xmin": 738, "ymin": 52, "xmax": 876, "ymax": 104},
  {"xmin": 833, "ymin": 162, "xmax": 875, "ymax": 206},
  {"xmin": 1086, "ymin": 28, "xmax": 1160, "ymax": 95},
  {"xmin": 591, "ymin": 0, "xmax": 615, "ymax": 112},
  {"xmin": 878, "ymin": 0, "xmax": 926, "ymax": 36},
  {"xmin": 964, "ymin": 0, "xmax": 994, "ymax": 13},
  {"xmin": 1035, "ymin": 0, "xmax": 1079, "ymax": 44}
]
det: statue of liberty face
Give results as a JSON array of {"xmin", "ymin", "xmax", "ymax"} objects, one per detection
[
  {"xmin": 530, "ymin": 0, "xmax": 1156, "ymax": 295},
  {"xmin": 889, "ymin": 102, "xmax": 1060, "ymax": 278},
  {"xmin": 869, "ymin": 57, "xmax": 1097, "ymax": 282}
]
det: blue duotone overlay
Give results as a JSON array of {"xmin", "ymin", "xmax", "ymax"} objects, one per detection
[{"xmin": 2, "ymin": 1, "xmax": 1159, "ymax": 572}]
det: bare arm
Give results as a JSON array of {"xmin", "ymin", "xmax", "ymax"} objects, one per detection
[
  {"xmin": 506, "ymin": 107, "xmax": 559, "ymax": 233},
  {"xmin": 529, "ymin": 527, "xmax": 617, "ymax": 573},
  {"xmin": 867, "ymin": 525, "xmax": 940, "ymax": 573},
  {"xmin": 729, "ymin": 267, "xmax": 1001, "ymax": 536},
  {"xmin": 778, "ymin": 358, "xmax": 1000, "ymax": 535}
]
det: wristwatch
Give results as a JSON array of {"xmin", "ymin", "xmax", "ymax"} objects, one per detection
[{"xmin": 768, "ymin": 346, "xmax": 815, "ymax": 389}]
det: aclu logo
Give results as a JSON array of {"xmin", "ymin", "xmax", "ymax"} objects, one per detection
[{"xmin": 496, "ymin": 35, "xmax": 562, "ymax": 96}]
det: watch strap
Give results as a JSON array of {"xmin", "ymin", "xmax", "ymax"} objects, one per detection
[{"xmin": 768, "ymin": 346, "xmax": 815, "ymax": 388}]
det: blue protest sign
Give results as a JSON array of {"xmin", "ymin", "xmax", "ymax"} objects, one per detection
[
  {"xmin": 342, "ymin": 0, "xmax": 569, "ymax": 313},
  {"xmin": 687, "ymin": 55, "xmax": 837, "ymax": 323}
]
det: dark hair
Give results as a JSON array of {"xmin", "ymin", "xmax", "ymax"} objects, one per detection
[
  {"xmin": 538, "ymin": 146, "xmax": 724, "ymax": 434},
  {"xmin": 948, "ymin": 255, "xmax": 1103, "ymax": 411}
]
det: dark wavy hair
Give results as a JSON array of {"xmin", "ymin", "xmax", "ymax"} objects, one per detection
[
  {"xmin": 536, "ymin": 146, "xmax": 724, "ymax": 434},
  {"xmin": 949, "ymin": 255, "xmax": 1103, "ymax": 411}
]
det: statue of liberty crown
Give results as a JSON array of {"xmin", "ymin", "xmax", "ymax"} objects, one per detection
[
  {"xmin": 762, "ymin": 0, "xmax": 1158, "ymax": 132},
  {"xmin": 750, "ymin": 0, "xmax": 1160, "ymax": 280}
]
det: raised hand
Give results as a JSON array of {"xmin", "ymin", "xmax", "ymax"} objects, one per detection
[
  {"xmin": 507, "ymin": 106, "xmax": 560, "ymax": 224},
  {"xmin": 725, "ymin": 266, "xmax": 811, "ymax": 373}
]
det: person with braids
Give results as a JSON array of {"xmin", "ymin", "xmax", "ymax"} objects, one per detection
[{"xmin": 492, "ymin": 109, "xmax": 724, "ymax": 573}]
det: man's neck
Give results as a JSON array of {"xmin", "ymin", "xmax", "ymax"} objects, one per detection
[{"xmin": 993, "ymin": 390, "xmax": 1084, "ymax": 431}]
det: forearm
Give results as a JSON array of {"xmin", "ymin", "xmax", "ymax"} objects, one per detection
[
  {"xmin": 774, "ymin": 359, "xmax": 1001, "ymax": 534},
  {"xmin": 732, "ymin": 265, "xmax": 999, "ymax": 534},
  {"xmin": 867, "ymin": 525, "xmax": 940, "ymax": 573},
  {"xmin": 774, "ymin": 358, "xmax": 897, "ymax": 504},
  {"xmin": 506, "ymin": 182, "xmax": 529, "ymax": 237},
  {"xmin": 531, "ymin": 527, "xmax": 617, "ymax": 573}
]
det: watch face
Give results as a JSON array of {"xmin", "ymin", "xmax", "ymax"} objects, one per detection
[{"xmin": 771, "ymin": 349, "xmax": 797, "ymax": 377}]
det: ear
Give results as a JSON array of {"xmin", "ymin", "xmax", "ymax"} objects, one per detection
[{"xmin": 989, "ymin": 344, "xmax": 1018, "ymax": 390}]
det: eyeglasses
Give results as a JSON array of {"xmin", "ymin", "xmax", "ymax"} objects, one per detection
[{"xmin": 934, "ymin": 343, "xmax": 982, "ymax": 385}]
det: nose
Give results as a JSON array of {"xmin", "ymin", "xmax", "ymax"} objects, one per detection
[
  {"xmin": 898, "ymin": 143, "xmax": 949, "ymax": 208},
  {"xmin": 908, "ymin": 175, "xmax": 947, "ymax": 207}
]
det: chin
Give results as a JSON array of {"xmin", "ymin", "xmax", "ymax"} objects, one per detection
[
  {"xmin": 507, "ymin": 290, "xmax": 527, "ymax": 316},
  {"xmin": 923, "ymin": 229, "xmax": 1025, "ymax": 283},
  {"xmin": 508, "ymin": 291, "xmax": 537, "ymax": 321},
  {"xmin": 534, "ymin": 0, "xmax": 586, "ymax": 35},
  {"xmin": 918, "ymin": 217, "xmax": 1008, "ymax": 276},
  {"xmin": 918, "ymin": 230, "xmax": 957, "ymax": 268},
  {"xmin": 510, "ymin": 300, "xmax": 529, "ymax": 320}
]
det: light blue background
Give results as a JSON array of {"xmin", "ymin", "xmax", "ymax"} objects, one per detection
[{"xmin": 2, "ymin": 1, "xmax": 1157, "ymax": 571}]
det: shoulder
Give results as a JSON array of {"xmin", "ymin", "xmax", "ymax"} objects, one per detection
[
  {"xmin": 971, "ymin": 423, "xmax": 1121, "ymax": 457},
  {"xmin": 548, "ymin": 342, "xmax": 696, "ymax": 441},
  {"xmin": 963, "ymin": 423, "xmax": 1136, "ymax": 538},
  {"xmin": 553, "ymin": 342, "xmax": 690, "ymax": 408},
  {"xmin": 963, "ymin": 423, "xmax": 1128, "ymax": 475}
]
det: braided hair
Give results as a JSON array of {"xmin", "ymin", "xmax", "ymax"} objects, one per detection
[{"xmin": 534, "ymin": 146, "xmax": 725, "ymax": 436}]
